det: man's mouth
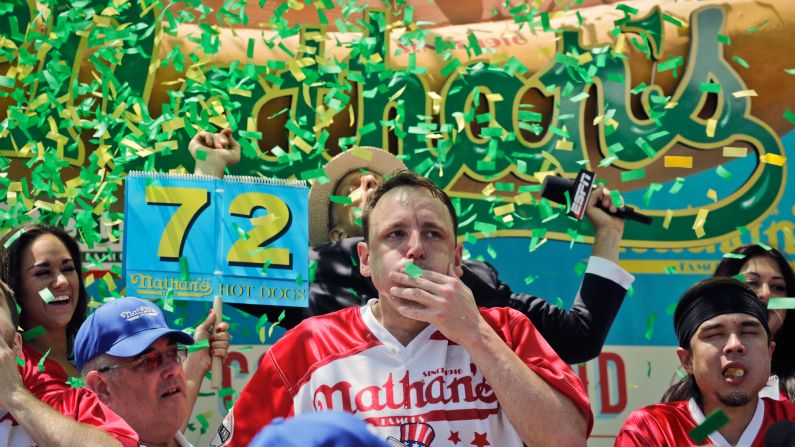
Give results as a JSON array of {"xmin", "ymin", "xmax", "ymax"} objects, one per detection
[
  {"xmin": 723, "ymin": 365, "xmax": 746, "ymax": 382},
  {"xmin": 161, "ymin": 386, "xmax": 182, "ymax": 398}
]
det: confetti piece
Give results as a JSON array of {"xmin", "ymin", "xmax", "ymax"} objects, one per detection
[
  {"xmin": 405, "ymin": 261, "xmax": 423, "ymax": 279},
  {"xmin": 663, "ymin": 210, "xmax": 673, "ymax": 229},
  {"xmin": 723, "ymin": 147, "xmax": 747, "ymax": 158},
  {"xmin": 768, "ymin": 298, "xmax": 795, "ymax": 310},
  {"xmin": 22, "ymin": 326, "xmax": 46, "ymax": 341},
  {"xmin": 689, "ymin": 409, "xmax": 729, "ymax": 443},
  {"xmin": 621, "ymin": 169, "xmax": 646, "ymax": 182},
  {"xmin": 39, "ymin": 288, "xmax": 55, "ymax": 303},
  {"xmin": 16, "ymin": 356, "xmax": 25, "ymax": 367},
  {"xmin": 66, "ymin": 377, "xmax": 84, "ymax": 388},
  {"xmin": 784, "ymin": 109, "xmax": 795, "ymax": 126},
  {"xmin": 706, "ymin": 119, "xmax": 717, "ymax": 138},
  {"xmin": 3, "ymin": 229, "xmax": 25, "ymax": 248},
  {"xmin": 38, "ymin": 348, "xmax": 51, "ymax": 373},
  {"xmin": 329, "ymin": 195, "xmax": 353, "ymax": 205},
  {"xmin": 187, "ymin": 339, "xmax": 210, "ymax": 353},
  {"xmin": 179, "ymin": 257, "xmax": 189, "ymax": 281},
  {"xmin": 669, "ymin": 177, "xmax": 686, "ymax": 194},
  {"xmin": 722, "ymin": 253, "xmax": 746, "ymax": 260},
  {"xmin": 715, "ymin": 165, "xmax": 732, "ymax": 180},
  {"xmin": 732, "ymin": 90, "xmax": 757, "ymax": 98},
  {"xmin": 706, "ymin": 189, "xmax": 718, "ymax": 202},
  {"xmin": 693, "ymin": 209, "xmax": 709, "ymax": 238},
  {"xmin": 664, "ymin": 156, "xmax": 693, "ymax": 168},
  {"xmin": 761, "ymin": 153, "xmax": 786, "ymax": 166},
  {"xmin": 644, "ymin": 312, "xmax": 657, "ymax": 341}
]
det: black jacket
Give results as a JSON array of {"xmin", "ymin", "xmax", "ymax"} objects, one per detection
[{"xmin": 246, "ymin": 237, "xmax": 627, "ymax": 364}]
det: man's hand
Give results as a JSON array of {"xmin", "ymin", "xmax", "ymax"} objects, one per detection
[
  {"xmin": 388, "ymin": 264, "xmax": 484, "ymax": 347},
  {"xmin": 585, "ymin": 184, "xmax": 625, "ymax": 263},
  {"xmin": 189, "ymin": 128, "xmax": 241, "ymax": 178},
  {"xmin": 184, "ymin": 311, "xmax": 230, "ymax": 380}
]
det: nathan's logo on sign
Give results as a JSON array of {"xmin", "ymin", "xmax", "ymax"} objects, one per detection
[
  {"xmin": 0, "ymin": 3, "xmax": 786, "ymax": 247},
  {"xmin": 128, "ymin": 273, "xmax": 214, "ymax": 298}
]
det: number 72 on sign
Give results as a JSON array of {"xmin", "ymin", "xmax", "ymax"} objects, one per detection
[{"xmin": 123, "ymin": 173, "xmax": 309, "ymax": 306}]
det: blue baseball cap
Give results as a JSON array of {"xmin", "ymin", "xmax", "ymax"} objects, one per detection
[
  {"xmin": 74, "ymin": 296, "xmax": 194, "ymax": 370},
  {"xmin": 249, "ymin": 412, "xmax": 389, "ymax": 447}
]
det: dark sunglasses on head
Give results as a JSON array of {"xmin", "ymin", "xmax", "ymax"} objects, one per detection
[{"xmin": 98, "ymin": 346, "xmax": 188, "ymax": 373}]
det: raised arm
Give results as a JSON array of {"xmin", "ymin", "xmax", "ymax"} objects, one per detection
[
  {"xmin": 189, "ymin": 127, "xmax": 241, "ymax": 178},
  {"xmin": 0, "ymin": 335, "xmax": 125, "ymax": 447}
]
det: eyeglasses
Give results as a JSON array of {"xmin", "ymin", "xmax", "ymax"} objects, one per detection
[{"xmin": 98, "ymin": 346, "xmax": 188, "ymax": 373}]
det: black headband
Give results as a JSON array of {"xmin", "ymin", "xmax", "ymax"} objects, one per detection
[{"xmin": 674, "ymin": 279, "xmax": 769, "ymax": 348}]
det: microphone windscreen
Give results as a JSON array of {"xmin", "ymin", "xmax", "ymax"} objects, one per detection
[
  {"xmin": 540, "ymin": 175, "xmax": 574, "ymax": 204},
  {"xmin": 765, "ymin": 420, "xmax": 795, "ymax": 447}
]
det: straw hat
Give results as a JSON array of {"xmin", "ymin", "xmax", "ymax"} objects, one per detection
[{"xmin": 308, "ymin": 147, "xmax": 405, "ymax": 246}]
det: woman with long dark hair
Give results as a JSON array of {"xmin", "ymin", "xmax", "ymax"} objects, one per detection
[{"xmin": 662, "ymin": 244, "xmax": 795, "ymax": 402}]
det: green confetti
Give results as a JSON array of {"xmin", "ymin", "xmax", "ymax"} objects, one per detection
[
  {"xmin": 664, "ymin": 266, "xmax": 677, "ymax": 274},
  {"xmin": 688, "ymin": 409, "xmax": 729, "ymax": 443},
  {"xmin": 715, "ymin": 165, "xmax": 732, "ymax": 181},
  {"xmin": 187, "ymin": 339, "xmax": 210, "ymax": 353},
  {"xmin": 486, "ymin": 244, "xmax": 497, "ymax": 259},
  {"xmin": 722, "ymin": 253, "xmax": 746, "ymax": 260},
  {"xmin": 195, "ymin": 413, "xmax": 210, "ymax": 435},
  {"xmin": 732, "ymin": 56, "xmax": 749, "ymax": 69},
  {"xmin": 784, "ymin": 108, "xmax": 795, "ymax": 126},
  {"xmin": 404, "ymin": 261, "xmax": 423, "ymax": 279},
  {"xmin": 620, "ymin": 169, "xmax": 646, "ymax": 182},
  {"xmin": 329, "ymin": 195, "xmax": 353, "ymax": 205},
  {"xmin": 699, "ymin": 83, "xmax": 721, "ymax": 94},
  {"xmin": 554, "ymin": 297, "xmax": 564, "ymax": 308},
  {"xmin": 665, "ymin": 301, "xmax": 677, "ymax": 315},
  {"xmin": 609, "ymin": 190, "xmax": 625, "ymax": 208},
  {"xmin": 308, "ymin": 260, "xmax": 318, "ymax": 283},
  {"xmin": 669, "ymin": 177, "xmax": 686, "ymax": 194},
  {"xmin": 217, "ymin": 387, "xmax": 236, "ymax": 398},
  {"xmin": 38, "ymin": 348, "xmax": 51, "ymax": 373},
  {"xmin": 644, "ymin": 312, "xmax": 657, "ymax": 341},
  {"xmin": 260, "ymin": 258, "xmax": 272, "ymax": 275},
  {"xmin": 66, "ymin": 377, "xmax": 84, "ymax": 388},
  {"xmin": 179, "ymin": 257, "xmax": 189, "ymax": 281},
  {"xmin": 295, "ymin": 274, "xmax": 303, "ymax": 286},
  {"xmin": 347, "ymin": 287, "xmax": 362, "ymax": 302},
  {"xmin": 39, "ymin": 288, "xmax": 55, "ymax": 303},
  {"xmin": 22, "ymin": 326, "xmax": 46, "ymax": 341},
  {"xmin": 768, "ymin": 298, "xmax": 795, "ymax": 310},
  {"xmin": 196, "ymin": 149, "xmax": 207, "ymax": 161},
  {"xmin": 3, "ymin": 228, "xmax": 25, "ymax": 248},
  {"xmin": 16, "ymin": 356, "xmax": 25, "ymax": 367},
  {"xmin": 731, "ymin": 273, "xmax": 746, "ymax": 282}
]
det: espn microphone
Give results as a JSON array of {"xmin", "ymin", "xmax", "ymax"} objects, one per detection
[
  {"xmin": 540, "ymin": 169, "xmax": 653, "ymax": 225},
  {"xmin": 765, "ymin": 421, "xmax": 795, "ymax": 447}
]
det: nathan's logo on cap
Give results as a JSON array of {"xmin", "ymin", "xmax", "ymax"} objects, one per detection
[{"xmin": 120, "ymin": 306, "xmax": 159, "ymax": 321}]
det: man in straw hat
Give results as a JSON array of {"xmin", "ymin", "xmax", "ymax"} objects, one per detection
[
  {"xmin": 615, "ymin": 277, "xmax": 795, "ymax": 446},
  {"xmin": 189, "ymin": 130, "xmax": 632, "ymax": 364}
]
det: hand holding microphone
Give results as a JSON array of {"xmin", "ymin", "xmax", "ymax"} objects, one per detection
[{"xmin": 541, "ymin": 169, "xmax": 653, "ymax": 225}]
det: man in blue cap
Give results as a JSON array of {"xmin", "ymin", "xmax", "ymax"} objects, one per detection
[{"xmin": 74, "ymin": 296, "xmax": 218, "ymax": 447}]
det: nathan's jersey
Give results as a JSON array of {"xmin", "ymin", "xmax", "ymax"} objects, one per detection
[
  {"xmin": 615, "ymin": 398, "xmax": 795, "ymax": 446},
  {"xmin": 212, "ymin": 304, "xmax": 592, "ymax": 447},
  {"xmin": 20, "ymin": 344, "xmax": 140, "ymax": 447}
]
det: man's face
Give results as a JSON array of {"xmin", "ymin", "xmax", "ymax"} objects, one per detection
[
  {"xmin": 359, "ymin": 186, "xmax": 462, "ymax": 307},
  {"xmin": 329, "ymin": 170, "xmax": 383, "ymax": 240},
  {"xmin": 677, "ymin": 312, "xmax": 774, "ymax": 411},
  {"xmin": 101, "ymin": 336, "xmax": 188, "ymax": 443}
]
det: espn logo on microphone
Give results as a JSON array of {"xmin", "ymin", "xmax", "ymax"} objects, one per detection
[{"xmin": 570, "ymin": 169, "xmax": 595, "ymax": 220}]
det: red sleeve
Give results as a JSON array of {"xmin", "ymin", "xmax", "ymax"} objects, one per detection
[
  {"xmin": 40, "ymin": 388, "xmax": 140, "ymax": 447},
  {"xmin": 212, "ymin": 351, "xmax": 294, "ymax": 447},
  {"xmin": 614, "ymin": 408, "xmax": 666, "ymax": 447},
  {"xmin": 483, "ymin": 308, "xmax": 594, "ymax": 435}
]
